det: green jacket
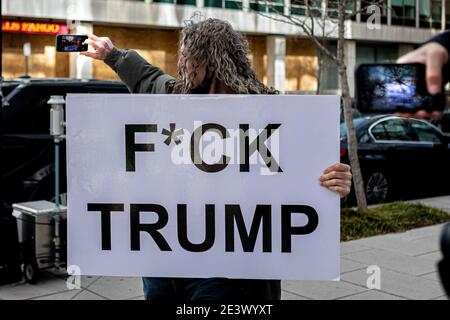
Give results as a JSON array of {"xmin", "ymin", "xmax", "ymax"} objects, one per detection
[{"xmin": 104, "ymin": 48, "xmax": 281, "ymax": 300}]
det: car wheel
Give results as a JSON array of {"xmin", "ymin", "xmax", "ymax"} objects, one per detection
[
  {"xmin": 23, "ymin": 260, "xmax": 39, "ymax": 284},
  {"xmin": 365, "ymin": 171, "xmax": 389, "ymax": 205}
]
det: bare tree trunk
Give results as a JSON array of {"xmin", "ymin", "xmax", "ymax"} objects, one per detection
[{"xmin": 337, "ymin": 0, "xmax": 368, "ymax": 212}]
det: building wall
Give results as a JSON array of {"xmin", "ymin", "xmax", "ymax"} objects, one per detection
[
  {"xmin": 2, "ymin": 25, "xmax": 322, "ymax": 93},
  {"xmin": 92, "ymin": 29, "xmax": 318, "ymax": 92},
  {"xmin": 93, "ymin": 25, "xmax": 180, "ymax": 80},
  {"xmin": 2, "ymin": 33, "xmax": 69, "ymax": 78},
  {"xmin": 2, "ymin": 0, "xmax": 436, "ymax": 43},
  {"xmin": 92, "ymin": 28, "xmax": 274, "ymax": 88}
]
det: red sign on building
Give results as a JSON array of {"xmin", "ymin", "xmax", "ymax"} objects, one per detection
[{"xmin": 2, "ymin": 20, "xmax": 69, "ymax": 35}]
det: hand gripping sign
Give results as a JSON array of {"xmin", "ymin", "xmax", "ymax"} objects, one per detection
[{"xmin": 66, "ymin": 94, "xmax": 340, "ymax": 280}]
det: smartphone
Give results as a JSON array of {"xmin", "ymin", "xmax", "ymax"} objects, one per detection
[
  {"xmin": 56, "ymin": 34, "xmax": 88, "ymax": 52},
  {"xmin": 355, "ymin": 63, "xmax": 446, "ymax": 113}
]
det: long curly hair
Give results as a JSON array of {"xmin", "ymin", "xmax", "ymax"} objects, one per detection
[{"xmin": 171, "ymin": 18, "xmax": 278, "ymax": 94}]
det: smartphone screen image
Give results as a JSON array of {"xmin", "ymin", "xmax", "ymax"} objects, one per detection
[
  {"xmin": 355, "ymin": 64, "xmax": 446, "ymax": 113},
  {"xmin": 56, "ymin": 34, "xmax": 88, "ymax": 52}
]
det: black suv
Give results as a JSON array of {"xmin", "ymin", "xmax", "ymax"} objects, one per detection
[{"xmin": 1, "ymin": 78, "xmax": 129, "ymax": 209}]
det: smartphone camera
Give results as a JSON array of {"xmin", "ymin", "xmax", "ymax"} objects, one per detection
[
  {"xmin": 355, "ymin": 63, "xmax": 446, "ymax": 114},
  {"xmin": 56, "ymin": 34, "xmax": 88, "ymax": 52}
]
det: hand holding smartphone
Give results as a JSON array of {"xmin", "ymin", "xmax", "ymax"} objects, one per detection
[
  {"xmin": 355, "ymin": 63, "xmax": 446, "ymax": 114},
  {"xmin": 56, "ymin": 34, "xmax": 88, "ymax": 52}
]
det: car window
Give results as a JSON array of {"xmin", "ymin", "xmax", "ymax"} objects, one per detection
[
  {"xmin": 409, "ymin": 120, "xmax": 443, "ymax": 144},
  {"xmin": 370, "ymin": 118, "xmax": 412, "ymax": 141}
]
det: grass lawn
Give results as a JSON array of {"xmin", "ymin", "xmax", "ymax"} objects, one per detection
[{"xmin": 341, "ymin": 202, "xmax": 450, "ymax": 241}]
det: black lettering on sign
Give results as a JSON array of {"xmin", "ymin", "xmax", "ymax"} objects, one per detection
[
  {"xmin": 125, "ymin": 124, "xmax": 157, "ymax": 172},
  {"xmin": 190, "ymin": 123, "xmax": 231, "ymax": 173},
  {"xmin": 239, "ymin": 124, "xmax": 283, "ymax": 173},
  {"xmin": 130, "ymin": 204, "xmax": 172, "ymax": 251},
  {"xmin": 86, "ymin": 203, "xmax": 320, "ymax": 252},
  {"xmin": 177, "ymin": 204, "xmax": 215, "ymax": 252},
  {"xmin": 87, "ymin": 203, "xmax": 124, "ymax": 250},
  {"xmin": 225, "ymin": 204, "xmax": 272, "ymax": 252},
  {"xmin": 281, "ymin": 205, "xmax": 319, "ymax": 253}
]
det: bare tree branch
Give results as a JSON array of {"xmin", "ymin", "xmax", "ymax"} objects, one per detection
[
  {"xmin": 251, "ymin": 0, "xmax": 369, "ymax": 211},
  {"xmin": 256, "ymin": 1, "xmax": 339, "ymax": 62}
]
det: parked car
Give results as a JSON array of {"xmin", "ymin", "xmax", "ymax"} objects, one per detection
[
  {"xmin": 440, "ymin": 108, "xmax": 450, "ymax": 135},
  {"xmin": 1, "ymin": 78, "xmax": 129, "ymax": 210},
  {"xmin": 341, "ymin": 115, "xmax": 450, "ymax": 205}
]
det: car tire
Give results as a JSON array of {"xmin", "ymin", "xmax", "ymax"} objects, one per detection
[
  {"xmin": 365, "ymin": 171, "xmax": 390, "ymax": 205},
  {"xmin": 23, "ymin": 260, "xmax": 39, "ymax": 284}
]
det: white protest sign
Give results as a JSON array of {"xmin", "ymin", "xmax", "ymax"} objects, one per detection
[{"xmin": 66, "ymin": 94, "xmax": 340, "ymax": 280}]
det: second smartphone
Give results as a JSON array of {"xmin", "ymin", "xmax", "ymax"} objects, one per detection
[{"xmin": 355, "ymin": 63, "xmax": 446, "ymax": 113}]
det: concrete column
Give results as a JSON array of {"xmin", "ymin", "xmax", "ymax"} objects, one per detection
[
  {"xmin": 69, "ymin": 22, "xmax": 93, "ymax": 79},
  {"xmin": 321, "ymin": 0, "xmax": 327, "ymax": 20},
  {"xmin": 266, "ymin": 35, "xmax": 286, "ymax": 93},
  {"xmin": 344, "ymin": 40, "xmax": 356, "ymax": 97},
  {"xmin": 398, "ymin": 44, "xmax": 415, "ymax": 58},
  {"xmin": 416, "ymin": 0, "xmax": 420, "ymax": 28},
  {"xmin": 356, "ymin": 0, "xmax": 361, "ymax": 23},
  {"xmin": 197, "ymin": 0, "xmax": 204, "ymax": 8},
  {"xmin": 284, "ymin": 0, "xmax": 290, "ymax": 16},
  {"xmin": 387, "ymin": 0, "xmax": 392, "ymax": 26},
  {"xmin": 242, "ymin": 0, "xmax": 249, "ymax": 12}
]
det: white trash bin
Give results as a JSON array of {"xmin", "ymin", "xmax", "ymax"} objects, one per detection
[{"xmin": 12, "ymin": 200, "xmax": 67, "ymax": 283}]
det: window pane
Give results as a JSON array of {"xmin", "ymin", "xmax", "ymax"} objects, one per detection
[
  {"xmin": 268, "ymin": 5, "xmax": 284, "ymax": 13},
  {"xmin": 384, "ymin": 119, "xmax": 412, "ymax": 140},
  {"xmin": 410, "ymin": 121, "xmax": 442, "ymax": 143},
  {"xmin": 176, "ymin": 0, "xmax": 196, "ymax": 4},
  {"xmin": 431, "ymin": 0, "xmax": 442, "ymax": 29},
  {"xmin": 356, "ymin": 45, "xmax": 376, "ymax": 66},
  {"xmin": 225, "ymin": 0, "xmax": 243, "ymax": 9},
  {"xmin": 291, "ymin": 6, "xmax": 307, "ymax": 15},
  {"xmin": 319, "ymin": 43, "xmax": 338, "ymax": 90},
  {"xmin": 356, "ymin": 44, "xmax": 398, "ymax": 68},
  {"xmin": 371, "ymin": 123, "xmax": 390, "ymax": 140},
  {"xmin": 392, "ymin": 1, "xmax": 416, "ymax": 26},
  {"xmin": 205, "ymin": 0, "xmax": 222, "ymax": 7},
  {"xmin": 371, "ymin": 119, "xmax": 412, "ymax": 141},
  {"xmin": 250, "ymin": 2, "xmax": 266, "ymax": 12},
  {"xmin": 420, "ymin": 0, "xmax": 431, "ymax": 16}
]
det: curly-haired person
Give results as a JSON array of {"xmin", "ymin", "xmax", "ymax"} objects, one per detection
[{"xmin": 82, "ymin": 18, "xmax": 352, "ymax": 301}]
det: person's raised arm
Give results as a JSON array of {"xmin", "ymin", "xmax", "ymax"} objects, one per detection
[
  {"xmin": 81, "ymin": 34, "xmax": 174, "ymax": 94},
  {"xmin": 397, "ymin": 31, "xmax": 450, "ymax": 119}
]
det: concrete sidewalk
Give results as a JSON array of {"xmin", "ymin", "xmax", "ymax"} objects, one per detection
[
  {"xmin": 0, "ymin": 197, "xmax": 449, "ymax": 300},
  {"xmin": 283, "ymin": 223, "xmax": 447, "ymax": 300}
]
